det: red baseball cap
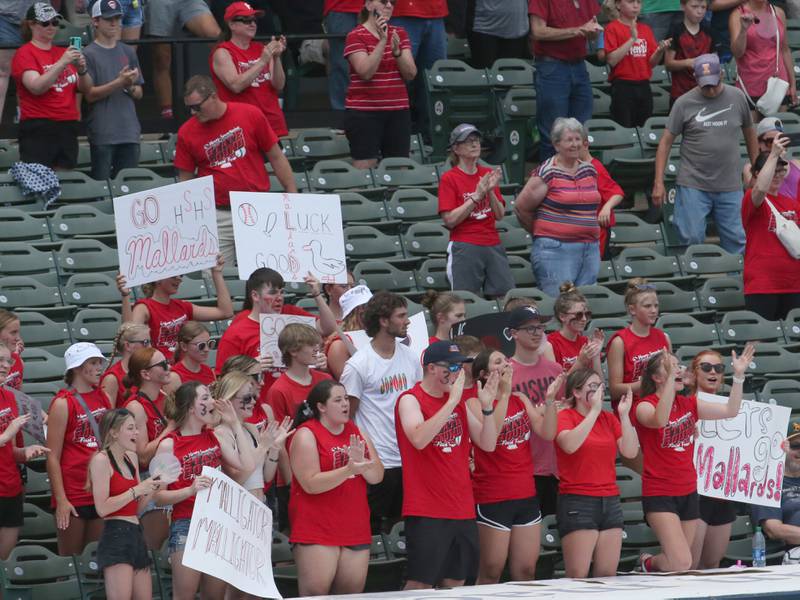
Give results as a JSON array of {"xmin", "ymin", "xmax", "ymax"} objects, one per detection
[{"xmin": 224, "ymin": 1, "xmax": 264, "ymax": 20}]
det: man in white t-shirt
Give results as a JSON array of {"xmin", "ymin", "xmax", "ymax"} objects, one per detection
[{"xmin": 340, "ymin": 291, "xmax": 423, "ymax": 533}]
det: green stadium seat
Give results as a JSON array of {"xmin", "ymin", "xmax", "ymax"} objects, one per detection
[
  {"xmin": 455, "ymin": 290, "xmax": 500, "ymax": 318},
  {"xmin": 656, "ymin": 313, "xmax": 721, "ymax": 348},
  {"xmin": 487, "ymin": 58, "xmax": 534, "ymax": 89},
  {"xmin": 786, "ymin": 18, "xmax": 800, "ymax": 49},
  {"xmin": 609, "ymin": 212, "xmax": 665, "ymax": 249},
  {"xmin": 0, "ymin": 173, "xmax": 45, "ymax": 211},
  {"xmin": 611, "ymin": 246, "xmax": 685, "ymax": 283},
  {"xmin": 503, "ymin": 287, "xmax": 555, "ymax": 314},
  {"xmin": 0, "ymin": 140, "xmax": 20, "ymax": 169},
  {"xmin": 0, "ymin": 243, "xmax": 56, "ymax": 285},
  {"xmin": 110, "ymin": 167, "xmax": 175, "ymax": 197},
  {"xmin": 384, "ymin": 520, "xmax": 406, "ymax": 558},
  {"xmin": 16, "ymin": 311, "xmax": 70, "ymax": 355},
  {"xmin": 578, "ymin": 285, "xmax": 627, "ymax": 318},
  {"xmin": 293, "ymin": 129, "xmax": 350, "ymax": 167},
  {"xmin": 55, "ymin": 239, "xmax": 119, "ymax": 279},
  {"xmin": 55, "ymin": 171, "xmax": 112, "ymax": 211},
  {"xmin": 308, "ymin": 159, "xmax": 376, "ymax": 193},
  {"xmin": 54, "ymin": 19, "xmax": 89, "ymax": 46},
  {"xmin": 23, "ymin": 469, "xmax": 51, "ymax": 510},
  {"xmin": 62, "ymin": 273, "xmax": 122, "ymax": 308},
  {"xmin": 650, "ymin": 64, "xmax": 670, "ymax": 88},
  {"xmin": 20, "ymin": 347, "xmax": 67, "ymax": 383},
  {"xmin": 269, "ymin": 170, "xmax": 310, "ymax": 192},
  {"xmin": 586, "ymin": 317, "xmax": 629, "ymax": 337},
  {"xmin": 402, "ymin": 222, "xmax": 450, "ymax": 260},
  {"xmin": 507, "ymin": 255, "xmax": 536, "ymax": 288},
  {"xmin": 638, "ymin": 116, "xmax": 672, "ymax": 156},
  {"xmin": 353, "ymin": 260, "xmax": 418, "ymax": 293},
  {"xmin": 0, "ymin": 276, "xmax": 64, "ymax": 314},
  {"xmin": 340, "ymin": 192, "xmax": 392, "ymax": 228},
  {"xmin": 679, "ymin": 244, "xmax": 743, "ymax": 277},
  {"xmin": 0, "ymin": 544, "xmax": 81, "ymax": 599},
  {"xmin": 761, "ymin": 379, "xmax": 800, "ymax": 413},
  {"xmin": 784, "ymin": 308, "xmax": 800, "ymax": 343},
  {"xmin": 697, "ymin": 276, "xmax": 746, "ymax": 313},
  {"xmin": 344, "ymin": 225, "xmax": 405, "ymax": 264},
  {"xmin": 0, "ymin": 208, "xmax": 50, "ymax": 241},
  {"xmin": 496, "ymin": 217, "xmax": 532, "ymax": 258},
  {"xmin": 415, "ymin": 258, "xmax": 449, "ymax": 291},
  {"xmin": 648, "ymin": 281, "xmax": 700, "ymax": 314},
  {"xmin": 138, "ymin": 141, "xmax": 167, "ymax": 166},
  {"xmin": 586, "ymin": 119, "xmax": 655, "ymax": 196},
  {"xmin": 585, "ymin": 61, "xmax": 610, "ymax": 89},
  {"xmin": 498, "ymin": 87, "xmax": 537, "ymax": 185},
  {"xmin": 48, "ymin": 204, "xmax": 116, "ymax": 243},
  {"xmin": 385, "ymin": 188, "xmax": 440, "ymax": 224},
  {"xmin": 447, "ymin": 37, "xmax": 470, "ymax": 60},
  {"xmin": 651, "ymin": 85, "xmax": 671, "ymax": 116},
  {"xmin": 69, "ymin": 308, "xmax": 122, "ymax": 346},
  {"xmin": 718, "ymin": 310, "xmax": 786, "ymax": 345},
  {"xmin": 372, "ymin": 158, "xmax": 438, "ymax": 189}
]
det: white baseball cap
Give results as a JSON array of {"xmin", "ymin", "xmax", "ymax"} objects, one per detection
[
  {"xmin": 64, "ymin": 342, "xmax": 106, "ymax": 373},
  {"xmin": 340, "ymin": 284, "xmax": 373, "ymax": 320}
]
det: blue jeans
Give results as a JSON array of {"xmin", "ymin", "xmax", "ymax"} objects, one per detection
[
  {"xmin": 531, "ymin": 236, "xmax": 600, "ymax": 298},
  {"xmin": 534, "ymin": 59, "xmax": 593, "ymax": 161},
  {"xmin": 324, "ymin": 11, "xmax": 358, "ymax": 113},
  {"xmin": 90, "ymin": 143, "xmax": 140, "ymax": 181},
  {"xmin": 0, "ymin": 15, "xmax": 22, "ymax": 45},
  {"xmin": 673, "ymin": 185, "xmax": 745, "ymax": 254},
  {"xmin": 390, "ymin": 16, "xmax": 447, "ymax": 135}
]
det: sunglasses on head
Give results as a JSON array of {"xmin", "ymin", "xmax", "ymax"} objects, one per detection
[
  {"xmin": 146, "ymin": 360, "xmax": 170, "ymax": 371},
  {"xmin": 129, "ymin": 338, "xmax": 151, "ymax": 347},
  {"xmin": 435, "ymin": 362, "xmax": 462, "ymax": 373},
  {"xmin": 635, "ymin": 283, "xmax": 657, "ymax": 291},
  {"xmin": 699, "ymin": 362, "xmax": 724, "ymax": 374},
  {"xmin": 232, "ymin": 17, "xmax": 257, "ymax": 24}
]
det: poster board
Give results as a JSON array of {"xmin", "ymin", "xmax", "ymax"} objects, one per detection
[{"xmin": 259, "ymin": 314, "xmax": 317, "ymax": 368}]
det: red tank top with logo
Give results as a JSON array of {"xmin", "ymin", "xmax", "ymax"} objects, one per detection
[
  {"xmin": 103, "ymin": 360, "xmax": 127, "ymax": 407},
  {"xmin": 171, "ymin": 361, "xmax": 216, "ymax": 386},
  {"xmin": 0, "ymin": 388, "xmax": 22, "ymax": 497},
  {"xmin": 472, "ymin": 392, "xmax": 536, "ymax": 504},
  {"xmin": 134, "ymin": 297, "xmax": 194, "ymax": 361},
  {"xmin": 288, "ymin": 419, "xmax": 371, "ymax": 545},
  {"xmin": 548, "ymin": 330, "xmax": 589, "ymax": 371},
  {"xmin": 396, "ymin": 382, "xmax": 475, "ymax": 519},
  {"xmin": 167, "ymin": 428, "xmax": 222, "ymax": 519},
  {"xmin": 107, "ymin": 455, "xmax": 139, "ymax": 518},
  {"xmin": 607, "ymin": 326, "xmax": 670, "ymax": 407},
  {"xmin": 123, "ymin": 390, "xmax": 167, "ymax": 444}
]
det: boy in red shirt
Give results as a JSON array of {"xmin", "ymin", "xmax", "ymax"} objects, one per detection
[
  {"xmin": 604, "ymin": 0, "xmax": 671, "ymax": 127},
  {"xmin": 664, "ymin": 0, "xmax": 715, "ymax": 104}
]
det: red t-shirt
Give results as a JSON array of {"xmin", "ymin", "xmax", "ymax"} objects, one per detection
[
  {"xmin": 289, "ymin": 419, "xmax": 371, "ymax": 545},
  {"xmin": 741, "ymin": 189, "xmax": 800, "ymax": 295},
  {"xmin": 547, "ymin": 331, "xmax": 588, "ymax": 371},
  {"xmin": 632, "ymin": 393, "xmax": 698, "ymax": 497},
  {"xmin": 167, "ymin": 428, "xmax": 222, "ymax": 520},
  {"xmin": 392, "ymin": 0, "xmax": 448, "ymax": 18},
  {"xmin": 472, "ymin": 393, "xmax": 536, "ymax": 504},
  {"xmin": 102, "ymin": 361, "xmax": 127, "ymax": 407},
  {"xmin": 438, "ymin": 165, "xmax": 504, "ymax": 246},
  {"xmin": 171, "ymin": 361, "xmax": 216, "ymax": 387},
  {"xmin": 0, "ymin": 388, "xmax": 22, "ymax": 498},
  {"xmin": 267, "ymin": 370, "xmax": 333, "ymax": 424},
  {"xmin": 344, "ymin": 25, "xmax": 411, "ymax": 111},
  {"xmin": 211, "ymin": 41, "xmax": 288, "ymax": 137},
  {"xmin": 174, "ymin": 102, "xmax": 277, "ymax": 208},
  {"xmin": 123, "ymin": 391, "xmax": 167, "ymax": 444},
  {"xmin": 53, "ymin": 388, "xmax": 111, "ymax": 507},
  {"xmin": 592, "ymin": 157, "xmax": 623, "ymax": 253},
  {"xmin": 605, "ymin": 20, "xmax": 657, "ymax": 82},
  {"xmin": 5, "ymin": 353, "xmax": 23, "ymax": 390},
  {"xmin": 607, "ymin": 326, "xmax": 670, "ymax": 408},
  {"xmin": 556, "ymin": 407, "xmax": 621, "ymax": 496},
  {"xmin": 107, "ymin": 463, "xmax": 138, "ymax": 518},
  {"xmin": 11, "ymin": 42, "xmax": 79, "ymax": 121},
  {"xmin": 396, "ymin": 382, "xmax": 475, "ymax": 519},
  {"xmin": 135, "ymin": 297, "xmax": 195, "ymax": 362},
  {"xmin": 528, "ymin": 0, "xmax": 600, "ymax": 61},
  {"xmin": 510, "ymin": 357, "xmax": 562, "ymax": 477},
  {"xmin": 324, "ymin": 0, "xmax": 363, "ymax": 14}
]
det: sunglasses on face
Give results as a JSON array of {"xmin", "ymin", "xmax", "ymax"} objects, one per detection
[
  {"xmin": 434, "ymin": 362, "xmax": 462, "ymax": 373},
  {"xmin": 190, "ymin": 340, "xmax": 216, "ymax": 351},
  {"xmin": 186, "ymin": 94, "xmax": 211, "ymax": 113},
  {"xmin": 37, "ymin": 19, "xmax": 60, "ymax": 27},
  {"xmin": 377, "ymin": 0, "xmax": 395, "ymax": 5},
  {"xmin": 232, "ymin": 17, "xmax": 257, "ymax": 24},
  {"xmin": 568, "ymin": 310, "xmax": 592, "ymax": 321},
  {"xmin": 129, "ymin": 339, "xmax": 151, "ymax": 347},
  {"xmin": 790, "ymin": 442, "xmax": 800, "ymax": 451},
  {"xmin": 238, "ymin": 393, "xmax": 257, "ymax": 405},
  {"xmin": 698, "ymin": 362, "xmax": 724, "ymax": 374},
  {"xmin": 146, "ymin": 360, "xmax": 170, "ymax": 371}
]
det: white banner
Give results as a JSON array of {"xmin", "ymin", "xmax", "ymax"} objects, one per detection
[
  {"xmin": 114, "ymin": 177, "xmax": 219, "ymax": 287},
  {"xmin": 230, "ymin": 192, "xmax": 347, "ymax": 284},
  {"xmin": 260, "ymin": 314, "xmax": 317, "ymax": 368},
  {"xmin": 694, "ymin": 394, "xmax": 790, "ymax": 508},
  {"xmin": 183, "ymin": 466, "xmax": 281, "ymax": 599},
  {"xmin": 346, "ymin": 311, "xmax": 429, "ymax": 362}
]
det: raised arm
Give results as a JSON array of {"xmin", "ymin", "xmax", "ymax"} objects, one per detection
[
  {"xmin": 697, "ymin": 343, "xmax": 755, "ymax": 420},
  {"xmin": 191, "ymin": 254, "xmax": 234, "ymax": 321}
]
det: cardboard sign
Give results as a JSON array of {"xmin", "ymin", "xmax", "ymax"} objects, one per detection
[
  {"xmin": 183, "ymin": 467, "xmax": 281, "ymax": 599},
  {"xmin": 259, "ymin": 314, "xmax": 316, "ymax": 368},
  {"xmin": 230, "ymin": 192, "xmax": 347, "ymax": 284},
  {"xmin": 346, "ymin": 311, "xmax": 429, "ymax": 362},
  {"xmin": 114, "ymin": 177, "xmax": 219, "ymax": 287},
  {"xmin": 695, "ymin": 393, "xmax": 790, "ymax": 508},
  {"xmin": 7, "ymin": 387, "xmax": 45, "ymax": 444}
]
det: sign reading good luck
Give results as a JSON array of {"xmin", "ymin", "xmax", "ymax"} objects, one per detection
[
  {"xmin": 114, "ymin": 177, "xmax": 219, "ymax": 287},
  {"xmin": 230, "ymin": 192, "xmax": 347, "ymax": 283}
]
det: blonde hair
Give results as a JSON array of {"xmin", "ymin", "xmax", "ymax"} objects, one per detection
[
  {"xmin": 0, "ymin": 309, "xmax": 19, "ymax": 335},
  {"xmin": 278, "ymin": 323, "xmax": 321, "ymax": 367},
  {"xmin": 211, "ymin": 371, "xmax": 253, "ymax": 404},
  {"xmin": 624, "ymin": 277, "xmax": 657, "ymax": 307},
  {"xmin": 554, "ymin": 281, "xmax": 588, "ymax": 323},
  {"xmin": 109, "ymin": 322, "xmax": 150, "ymax": 364},
  {"xmin": 421, "ymin": 291, "xmax": 464, "ymax": 326}
]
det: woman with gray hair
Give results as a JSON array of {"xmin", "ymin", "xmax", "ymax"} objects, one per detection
[{"xmin": 514, "ymin": 117, "xmax": 602, "ymax": 297}]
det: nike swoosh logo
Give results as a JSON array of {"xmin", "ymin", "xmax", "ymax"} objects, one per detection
[{"xmin": 694, "ymin": 104, "xmax": 733, "ymax": 123}]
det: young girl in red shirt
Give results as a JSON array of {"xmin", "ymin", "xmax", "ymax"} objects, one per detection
[
  {"xmin": 289, "ymin": 380, "xmax": 384, "ymax": 596},
  {"xmin": 101, "ymin": 323, "xmax": 151, "ymax": 407},
  {"xmin": 470, "ymin": 349, "xmax": 557, "ymax": 584},
  {"xmin": 153, "ymin": 381, "xmax": 255, "ymax": 600},
  {"xmin": 170, "ymin": 321, "xmax": 216, "ymax": 389},
  {"xmin": 88, "ymin": 409, "xmax": 165, "ymax": 600},
  {"xmin": 0, "ymin": 341, "xmax": 49, "ymax": 560},
  {"xmin": 46, "ymin": 342, "xmax": 112, "ymax": 555},
  {"xmin": 548, "ymin": 283, "xmax": 603, "ymax": 373},
  {"xmin": 555, "ymin": 369, "xmax": 638, "ymax": 577},
  {"xmin": 422, "ymin": 291, "xmax": 466, "ymax": 343},
  {"xmin": 633, "ymin": 346, "xmax": 754, "ymax": 572},
  {"xmin": 121, "ymin": 347, "xmax": 173, "ymax": 550},
  {"xmin": 0, "ymin": 310, "xmax": 24, "ymax": 390}
]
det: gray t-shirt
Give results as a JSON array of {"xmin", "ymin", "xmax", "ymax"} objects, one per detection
[
  {"xmin": 472, "ymin": 0, "xmax": 529, "ymax": 39},
  {"xmin": 0, "ymin": 1, "xmax": 35, "ymax": 25},
  {"xmin": 83, "ymin": 42, "xmax": 143, "ymax": 146},
  {"xmin": 752, "ymin": 475, "xmax": 800, "ymax": 546},
  {"xmin": 667, "ymin": 84, "xmax": 753, "ymax": 192}
]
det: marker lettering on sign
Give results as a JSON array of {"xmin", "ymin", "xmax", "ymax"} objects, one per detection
[{"xmin": 124, "ymin": 226, "xmax": 219, "ymax": 278}]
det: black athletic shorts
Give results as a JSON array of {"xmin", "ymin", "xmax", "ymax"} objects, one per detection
[
  {"xmin": 344, "ymin": 109, "xmax": 411, "ymax": 161},
  {"xmin": 699, "ymin": 495, "xmax": 738, "ymax": 526},
  {"xmin": 18, "ymin": 119, "xmax": 79, "ymax": 170},
  {"xmin": 476, "ymin": 496, "xmax": 542, "ymax": 531},
  {"xmin": 405, "ymin": 516, "xmax": 479, "ymax": 585},
  {"xmin": 643, "ymin": 491, "xmax": 700, "ymax": 522},
  {"xmin": 75, "ymin": 504, "xmax": 100, "ymax": 520},
  {"xmin": 0, "ymin": 494, "xmax": 24, "ymax": 528},
  {"xmin": 557, "ymin": 494, "xmax": 624, "ymax": 537}
]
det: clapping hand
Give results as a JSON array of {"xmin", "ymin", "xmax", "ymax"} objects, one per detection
[
  {"xmin": 346, "ymin": 435, "xmax": 372, "ymax": 475},
  {"xmin": 617, "ymin": 387, "xmax": 632, "ymax": 418},
  {"xmin": 731, "ymin": 342, "xmax": 756, "ymax": 378},
  {"xmin": 260, "ymin": 416, "xmax": 293, "ymax": 450}
]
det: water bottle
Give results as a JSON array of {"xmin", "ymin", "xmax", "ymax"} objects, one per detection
[{"xmin": 752, "ymin": 526, "xmax": 767, "ymax": 567}]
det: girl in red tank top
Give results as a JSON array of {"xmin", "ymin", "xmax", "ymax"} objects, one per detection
[
  {"xmin": 289, "ymin": 380, "xmax": 384, "ymax": 597},
  {"xmin": 153, "ymin": 380, "xmax": 256, "ymax": 599},
  {"xmin": 0, "ymin": 342, "xmax": 49, "ymax": 560},
  {"xmin": 89, "ymin": 409, "xmax": 164, "ymax": 596},
  {"xmin": 121, "ymin": 347, "xmax": 173, "ymax": 550},
  {"xmin": 46, "ymin": 342, "xmax": 112, "ymax": 556},
  {"xmin": 171, "ymin": 321, "xmax": 216, "ymax": 388},
  {"xmin": 210, "ymin": 3, "xmax": 289, "ymax": 137},
  {"xmin": 548, "ymin": 283, "xmax": 604, "ymax": 373},
  {"xmin": 101, "ymin": 323, "xmax": 151, "ymax": 407},
  {"xmin": 126, "ymin": 256, "xmax": 233, "ymax": 362},
  {"xmin": 0, "ymin": 310, "xmax": 24, "ymax": 390},
  {"xmin": 633, "ymin": 347, "xmax": 754, "ymax": 573},
  {"xmin": 422, "ymin": 291, "xmax": 466, "ymax": 343},
  {"xmin": 470, "ymin": 350, "xmax": 557, "ymax": 584}
]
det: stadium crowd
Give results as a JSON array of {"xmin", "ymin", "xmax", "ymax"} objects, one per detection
[{"xmin": 0, "ymin": 0, "xmax": 800, "ymax": 598}]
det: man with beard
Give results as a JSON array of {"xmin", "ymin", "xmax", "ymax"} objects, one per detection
[
  {"xmin": 396, "ymin": 340, "xmax": 499, "ymax": 589},
  {"xmin": 340, "ymin": 292, "xmax": 423, "ymax": 533}
]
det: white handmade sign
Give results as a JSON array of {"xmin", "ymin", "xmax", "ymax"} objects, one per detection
[
  {"xmin": 183, "ymin": 466, "xmax": 281, "ymax": 598},
  {"xmin": 694, "ymin": 393, "xmax": 790, "ymax": 508},
  {"xmin": 230, "ymin": 192, "xmax": 347, "ymax": 284},
  {"xmin": 114, "ymin": 177, "xmax": 219, "ymax": 287},
  {"xmin": 260, "ymin": 314, "xmax": 317, "ymax": 368},
  {"xmin": 346, "ymin": 311, "xmax": 429, "ymax": 362}
]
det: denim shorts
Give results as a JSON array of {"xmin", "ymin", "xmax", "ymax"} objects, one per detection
[
  {"xmin": 119, "ymin": 0, "xmax": 144, "ymax": 29},
  {"xmin": 168, "ymin": 518, "xmax": 191, "ymax": 555},
  {"xmin": 98, "ymin": 520, "xmax": 151, "ymax": 570},
  {"xmin": 557, "ymin": 494, "xmax": 624, "ymax": 537}
]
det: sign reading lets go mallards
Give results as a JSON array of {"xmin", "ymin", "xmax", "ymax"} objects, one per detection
[{"xmin": 230, "ymin": 192, "xmax": 347, "ymax": 283}]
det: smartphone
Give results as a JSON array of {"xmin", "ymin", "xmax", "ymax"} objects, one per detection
[{"xmin": 69, "ymin": 36, "xmax": 82, "ymax": 50}]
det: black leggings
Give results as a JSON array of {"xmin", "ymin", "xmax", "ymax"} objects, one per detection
[{"xmin": 745, "ymin": 292, "xmax": 800, "ymax": 321}]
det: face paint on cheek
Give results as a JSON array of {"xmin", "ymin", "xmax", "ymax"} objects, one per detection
[{"xmin": 199, "ymin": 404, "xmax": 208, "ymax": 416}]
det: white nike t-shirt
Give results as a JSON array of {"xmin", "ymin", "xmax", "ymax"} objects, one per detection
[
  {"xmin": 340, "ymin": 341, "xmax": 422, "ymax": 468},
  {"xmin": 667, "ymin": 84, "xmax": 752, "ymax": 192}
]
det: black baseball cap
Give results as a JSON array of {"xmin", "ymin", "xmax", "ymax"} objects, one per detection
[
  {"xmin": 508, "ymin": 305, "xmax": 550, "ymax": 329},
  {"xmin": 422, "ymin": 340, "xmax": 474, "ymax": 365}
]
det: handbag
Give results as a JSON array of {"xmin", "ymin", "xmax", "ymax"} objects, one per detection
[
  {"xmin": 764, "ymin": 198, "xmax": 800, "ymax": 259},
  {"xmin": 737, "ymin": 5, "xmax": 789, "ymax": 116}
]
